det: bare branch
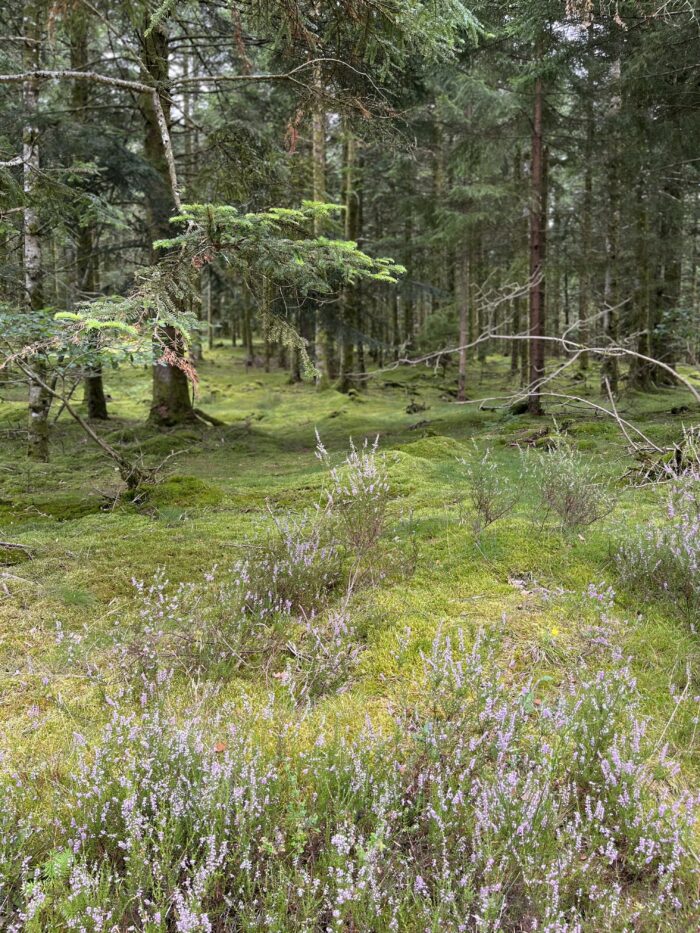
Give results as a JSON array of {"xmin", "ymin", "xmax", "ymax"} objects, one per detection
[{"xmin": 0, "ymin": 70, "xmax": 181, "ymax": 210}]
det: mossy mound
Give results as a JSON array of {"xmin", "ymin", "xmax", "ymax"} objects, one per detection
[
  {"xmin": 128, "ymin": 430, "xmax": 202, "ymax": 457},
  {"xmin": 138, "ymin": 474, "xmax": 224, "ymax": 509},
  {"xmin": 103, "ymin": 426, "xmax": 140, "ymax": 445},
  {"xmin": 24, "ymin": 493, "xmax": 102, "ymax": 522},
  {"xmin": 395, "ymin": 435, "xmax": 464, "ymax": 461},
  {"xmin": 0, "ymin": 542, "xmax": 31, "ymax": 566},
  {"xmin": 571, "ymin": 420, "xmax": 616, "ymax": 438}
]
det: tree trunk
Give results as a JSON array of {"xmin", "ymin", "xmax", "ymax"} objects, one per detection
[
  {"xmin": 403, "ymin": 214, "xmax": 414, "ymax": 351},
  {"xmin": 649, "ymin": 179, "xmax": 683, "ymax": 384},
  {"xmin": 600, "ymin": 58, "xmax": 621, "ymax": 395},
  {"xmin": 70, "ymin": 9, "xmax": 108, "ymax": 419},
  {"xmin": 243, "ymin": 301, "xmax": 254, "ymax": 365},
  {"xmin": 457, "ymin": 249, "xmax": 469, "ymax": 400},
  {"xmin": 150, "ymin": 327, "xmax": 194, "ymax": 424},
  {"xmin": 311, "ymin": 66, "xmax": 329, "ymax": 389},
  {"xmin": 528, "ymin": 73, "xmax": 546, "ymax": 415},
  {"xmin": 510, "ymin": 297, "xmax": 521, "ymax": 377},
  {"xmin": 24, "ymin": 1, "xmax": 50, "ymax": 459},
  {"xmin": 338, "ymin": 128, "xmax": 359, "ymax": 393},
  {"xmin": 141, "ymin": 14, "xmax": 195, "ymax": 426},
  {"xmin": 578, "ymin": 85, "xmax": 593, "ymax": 372},
  {"xmin": 205, "ymin": 265, "xmax": 213, "ymax": 352},
  {"xmin": 475, "ymin": 232, "xmax": 487, "ymax": 365},
  {"xmin": 628, "ymin": 173, "xmax": 654, "ymax": 390}
]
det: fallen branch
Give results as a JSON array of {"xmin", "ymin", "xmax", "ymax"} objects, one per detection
[
  {"xmin": 0, "ymin": 70, "xmax": 182, "ymax": 210},
  {"xmin": 0, "ymin": 541, "xmax": 32, "ymax": 557},
  {"xmin": 193, "ymin": 407, "xmax": 226, "ymax": 427}
]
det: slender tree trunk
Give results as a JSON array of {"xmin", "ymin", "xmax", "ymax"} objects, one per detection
[
  {"xmin": 510, "ymin": 297, "xmax": 521, "ymax": 376},
  {"xmin": 433, "ymin": 117, "xmax": 448, "ymax": 297},
  {"xmin": 511, "ymin": 149, "xmax": 525, "ymax": 375},
  {"xmin": 629, "ymin": 173, "xmax": 654, "ymax": 390},
  {"xmin": 457, "ymin": 249, "xmax": 469, "ymax": 400},
  {"xmin": 78, "ymin": 227, "xmax": 108, "ymax": 419},
  {"xmin": 392, "ymin": 293, "xmax": 399, "ymax": 360},
  {"xmin": 338, "ymin": 127, "xmax": 359, "ymax": 393},
  {"xmin": 24, "ymin": 1, "xmax": 50, "ymax": 459},
  {"xmin": 141, "ymin": 14, "xmax": 195, "ymax": 426},
  {"xmin": 70, "ymin": 9, "xmax": 108, "ymax": 419},
  {"xmin": 403, "ymin": 214, "xmax": 414, "ymax": 351},
  {"xmin": 600, "ymin": 57, "xmax": 621, "ymax": 395},
  {"xmin": 550, "ymin": 184, "xmax": 561, "ymax": 357},
  {"xmin": 311, "ymin": 66, "xmax": 329, "ymax": 389},
  {"xmin": 205, "ymin": 265, "xmax": 213, "ymax": 352},
  {"xmin": 475, "ymin": 232, "xmax": 487, "ymax": 366},
  {"xmin": 243, "ymin": 301, "xmax": 254, "ymax": 365},
  {"xmin": 528, "ymin": 73, "xmax": 546, "ymax": 415},
  {"xmin": 578, "ymin": 88, "xmax": 593, "ymax": 372}
]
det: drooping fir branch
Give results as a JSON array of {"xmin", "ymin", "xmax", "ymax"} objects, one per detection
[
  {"xmin": 49, "ymin": 201, "xmax": 404, "ymax": 378},
  {"xmin": 158, "ymin": 201, "xmax": 405, "ymax": 291}
]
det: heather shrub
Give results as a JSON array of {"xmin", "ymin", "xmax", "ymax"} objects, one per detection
[
  {"xmin": 316, "ymin": 431, "xmax": 391, "ymax": 585},
  {"xmin": 234, "ymin": 509, "xmax": 344, "ymax": 619},
  {"xmin": 121, "ymin": 566, "xmax": 286, "ymax": 678},
  {"xmin": 92, "ymin": 439, "xmax": 393, "ymax": 684},
  {"xmin": 282, "ymin": 606, "xmax": 365, "ymax": 702},
  {"xmin": 525, "ymin": 431, "xmax": 616, "ymax": 531},
  {"xmin": 458, "ymin": 445, "xmax": 517, "ymax": 534},
  {"xmin": 617, "ymin": 466, "xmax": 700, "ymax": 612},
  {"xmin": 3, "ymin": 626, "xmax": 697, "ymax": 931},
  {"xmin": 112, "ymin": 512, "xmax": 346, "ymax": 680}
]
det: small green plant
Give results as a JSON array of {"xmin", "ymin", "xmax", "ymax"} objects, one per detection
[
  {"xmin": 617, "ymin": 465, "xmax": 700, "ymax": 613},
  {"xmin": 316, "ymin": 432, "xmax": 391, "ymax": 586},
  {"xmin": 525, "ymin": 429, "xmax": 616, "ymax": 531},
  {"xmin": 459, "ymin": 446, "xmax": 517, "ymax": 535}
]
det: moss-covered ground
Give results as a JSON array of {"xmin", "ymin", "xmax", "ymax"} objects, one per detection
[{"xmin": 1, "ymin": 347, "xmax": 699, "ymax": 793}]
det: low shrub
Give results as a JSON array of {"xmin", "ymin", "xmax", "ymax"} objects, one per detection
[
  {"xmin": 459, "ymin": 445, "xmax": 517, "ymax": 534},
  {"xmin": 316, "ymin": 431, "xmax": 391, "ymax": 586},
  {"xmin": 524, "ymin": 431, "xmax": 616, "ymax": 531},
  {"xmin": 2, "ymin": 628, "xmax": 697, "ymax": 931},
  {"xmin": 91, "ymin": 439, "xmax": 394, "ymax": 683},
  {"xmin": 617, "ymin": 466, "xmax": 700, "ymax": 612}
]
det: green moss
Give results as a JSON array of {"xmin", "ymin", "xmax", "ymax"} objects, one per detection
[
  {"xmin": 571, "ymin": 420, "xmax": 617, "ymax": 438},
  {"xmin": 132, "ymin": 430, "xmax": 203, "ymax": 456},
  {"xmin": 22, "ymin": 493, "xmax": 102, "ymax": 522},
  {"xmin": 2, "ymin": 348, "xmax": 700, "ymax": 798},
  {"xmin": 48, "ymin": 584, "xmax": 97, "ymax": 607},
  {"xmin": 394, "ymin": 434, "xmax": 465, "ymax": 460},
  {"xmin": 138, "ymin": 474, "xmax": 224, "ymax": 508}
]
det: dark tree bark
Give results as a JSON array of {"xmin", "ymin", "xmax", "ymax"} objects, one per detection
[
  {"xmin": 70, "ymin": 9, "xmax": 108, "ymax": 419},
  {"xmin": 649, "ymin": 179, "xmax": 683, "ymax": 385},
  {"xmin": 510, "ymin": 296, "xmax": 521, "ymax": 377},
  {"xmin": 311, "ymin": 65, "xmax": 329, "ymax": 390},
  {"xmin": 403, "ymin": 214, "xmax": 414, "ymax": 351},
  {"xmin": 148, "ymin": 327, "xmax": 194, "ymax": 425},
  {"xmin": 600, "ymin": 57, "xmax": 621, "ymax": 395},
  {"xmin": 140, "ymin": 14, "xmax": 195, "ymax": 427},
  {"xmin": 338, "ymin": 128, "xmax": 360, "ymax": 393},
  {"xmin": 528, "ymin": 73, "xmax": 546, "ymax": 416},
  {"xmin": 578, "ymin": 85, "xmax": 594, "ymax": 373},
  {"xmin": 457, "ymin": 249, "xmax": 469, "ymax": 400},
  {"xmin": 629, "ymin": 172, "xmax": 654, "ymax": 390}
]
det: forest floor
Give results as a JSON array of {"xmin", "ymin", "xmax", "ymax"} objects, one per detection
[{"xmin": 2, "ymin": 348, "xmax": 700, "ymax": 927}]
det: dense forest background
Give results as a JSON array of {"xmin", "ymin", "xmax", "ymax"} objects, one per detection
[{"xmin": 2, "ymin": 0, "xmax": 699, "ymax": 448}]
